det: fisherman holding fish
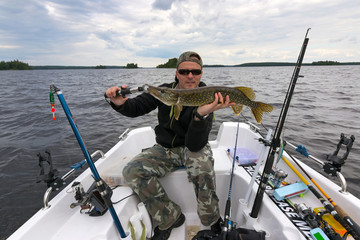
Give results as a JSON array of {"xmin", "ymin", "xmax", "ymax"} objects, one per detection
[{"xmin": 105, "ymin": 51, "xmax": 237, "ymax": 239}]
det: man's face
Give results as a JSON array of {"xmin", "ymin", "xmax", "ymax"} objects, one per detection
[{"xmin": 176, "ymin": 61, "xmax": 202, "ymax": 89}]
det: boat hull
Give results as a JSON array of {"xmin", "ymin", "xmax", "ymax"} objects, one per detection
[{"xmin": 8, "ymin": 123, "xmax": 360, "ymax": 240}]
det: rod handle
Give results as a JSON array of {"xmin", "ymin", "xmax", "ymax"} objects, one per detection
[
  {"xmin": 334, "ymin": 205, "xmax": 360, "ymax": 239},
  {"xmin": 104, "ymin": 86, "xmax": 145, "ymax": 98},
  {"xmin": 116, "ymin": 86, "xmax": 145, "ymax": 97},
  {"xmin": 223, "ymin": 199, "xmax": 231, "ymax": 231}
]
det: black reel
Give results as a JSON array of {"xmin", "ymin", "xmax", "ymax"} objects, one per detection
[
  {"xmin": 294, "ymin": 203, "xmax": 318, "ymax": 228},
  {"xmin": 323, "ymin": 133, "xmax": 355, "ymax": 176},
  {"xmin": 70, "ymin": 180, "xmax": 113, "ymax": 217}
]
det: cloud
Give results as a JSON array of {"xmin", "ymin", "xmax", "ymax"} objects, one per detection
[
  {"xmin": 0, "ymin": 45, "xmax": 21, "ymax": 49},
  {"xmin": 0, "ymin": 0, "xmax": 359, "ymax": 66},
  {"xmin": 152, "ymin": 0, "xmax": 176, "ymax": 10},
  {"xmin": 348, "ymin": 36, "xmax": 358, "ymax": 44}
]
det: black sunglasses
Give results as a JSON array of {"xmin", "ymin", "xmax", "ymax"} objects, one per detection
[{"xmin": 178, "ymin": 69, "xmax": 202, "ymax": 76}]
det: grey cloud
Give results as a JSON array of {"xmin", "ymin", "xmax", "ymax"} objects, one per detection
[
  {"xmin": 152, "ymin": 0, "xmax": 176, "ymax": 10},
  {"xmin": 137, "ymin": 46, "xmax": 179, "ymax": 59}
]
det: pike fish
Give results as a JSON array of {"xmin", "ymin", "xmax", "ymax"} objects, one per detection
[{"xmin": 147, "ymin": 85, "xmax": 274, "ymax": 124}]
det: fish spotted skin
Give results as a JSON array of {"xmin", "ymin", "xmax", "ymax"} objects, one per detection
[{"xmin": 148, "ymin": 85, "xmax": 273, "ymax": 124}]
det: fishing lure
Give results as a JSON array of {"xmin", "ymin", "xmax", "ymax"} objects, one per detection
[{"xmin": 49, "ymin": 90, "xmax": 55, "ymax": 120}]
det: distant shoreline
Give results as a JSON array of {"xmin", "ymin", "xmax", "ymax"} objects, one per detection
[
  {"xmin": 30, "ymin": 65, "xmax": 125, "ymax": 70},
  {"xmin": 30, "ymin": 62, "xmax": 360, "ymax": 70},
  {"xmin": 2, "ymin": 61, "xmax": 360, "ymax": 70}
]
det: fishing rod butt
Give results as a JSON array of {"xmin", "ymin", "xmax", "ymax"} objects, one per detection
[
  {"xmin": 249, "ymin": 194, "xmax": 263, "ymax": 218},
  {"xmin": 250, "ymin": 151, "xmax": 276, "ymax": 218},
  {"xmin": 334, "ymin": 205, "xmax": 360, "ymax": 239},
  {"xmin": 223, "ymin": 199, "xmax": 232, "ymax": 232}
]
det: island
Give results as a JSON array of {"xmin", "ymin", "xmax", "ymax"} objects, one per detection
[{"xmin": 0, "ymin": 60, "xmax": 32, "ymax": 70}]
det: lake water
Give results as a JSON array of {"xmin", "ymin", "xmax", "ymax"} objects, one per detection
[{"xmin": 1, "ymin": 66, "xmax": 359, "ymax": 239}]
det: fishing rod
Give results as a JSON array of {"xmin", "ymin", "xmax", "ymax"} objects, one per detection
[
  {"xmin": 50, "ymin": 84, "xmax": 127, "ymax": 239},
  {"xmin": 283, "ymin": 149, "xmax": 360, "ymax": 238},
  {"xmin": 245, "ymin": 120, "xmax": 360, "ymax": 239},
  {"xmin": 250, "ymin": 28, "xmax": 311, "ymax": 218},
  {"xmin": 281, "ymin": 154, "xmax": 360, "ymax": 239},
  {"xmin": 284, "ymin": 138, "xmax": 360, "ymax": 236},
  {"xmin": 223, "ymin": 121, "xmax": 241, "ymax": 234}
]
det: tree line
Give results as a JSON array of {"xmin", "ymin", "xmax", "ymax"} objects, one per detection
[
  {"xmin": 0, "ymin": 60, "xmax": 32, "ymax": 70},
  {"xmin": 156, "ymin": 58, "xmax": 360, "ymax": 68},
  {"xmin": 156, "ymin": 58, "xmax": 177, "ymax": 68}
]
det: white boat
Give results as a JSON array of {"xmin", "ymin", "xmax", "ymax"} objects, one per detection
[{"xmin": 8, "ymin": 122, "xmax": 360, "ymax": 240}]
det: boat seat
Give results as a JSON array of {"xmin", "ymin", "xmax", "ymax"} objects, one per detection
[{"xmin": 157, "ymin": 147, "xmax": 233, "ymax": 227}]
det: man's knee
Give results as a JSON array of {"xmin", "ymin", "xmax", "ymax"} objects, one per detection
[{"xmin": 122, "ymin": 160, "xmax": 147, "ymax": 182}]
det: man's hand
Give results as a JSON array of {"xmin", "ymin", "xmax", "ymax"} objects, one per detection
[
  {"xmin": 105, "ymin": 85, "xmax": 129, "ymax": 106},
  {"xmin": 196, "ymin": 92, "xmax": 236, "ymax": 119}
]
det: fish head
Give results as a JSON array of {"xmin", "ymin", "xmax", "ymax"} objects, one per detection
[{"xmin": 148, "ymin": 86, "xmax": 178, "ymax": 105}]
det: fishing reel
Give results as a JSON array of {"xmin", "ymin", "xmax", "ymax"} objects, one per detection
[
  {"xmin": 271, "ymin": 169, "xmax": 288, "ymax": 189},
  {"xmin": 70, "ymin": 180, "xmax": 112, "ymax": 216},
  {"xmin": 323, "ymin": 133, "xmax": 355, "ymax": 176},
  {"xmin": 294, "ymin": 203, "xmax": 318, "ymax": 228}
]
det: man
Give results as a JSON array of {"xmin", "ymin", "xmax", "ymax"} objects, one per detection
[{"xmin": 105, "ymin": 51, "xmax": 235, "ymax": 239}]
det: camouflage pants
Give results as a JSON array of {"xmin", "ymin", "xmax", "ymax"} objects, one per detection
[{"xmin": 122, "ymin": 143, "xmax": 220, "ymax": 230}]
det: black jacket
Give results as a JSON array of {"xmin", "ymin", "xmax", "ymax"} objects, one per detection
[{"xmin": 111, "ymin": 82, "xmax": 213, "ymax": 152}]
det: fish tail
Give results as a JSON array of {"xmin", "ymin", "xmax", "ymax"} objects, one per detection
[{"xmin": 251, "ymin": 102, "xmax": 274, "ymax": 124}]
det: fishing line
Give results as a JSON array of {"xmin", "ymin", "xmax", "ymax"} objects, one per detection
[
  {"xmin": 240, "ymin": 112, "xmax": 269, "ymax": 134},
  {"xmin": 229, "ymin": 120, "xmax": 240, "ymax": 198}
]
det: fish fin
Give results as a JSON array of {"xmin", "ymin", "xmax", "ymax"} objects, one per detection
[
  {"xmin": 236, "ymin": 87, "xmax": 256, "ymax": 101},
  {"xmin": 231, "ymin": 105, "xmax": 244, "ymax": 115},
  {"xmin": 259, "ymin": 102, "xmax": 274, "ymax": 113},
  {"xmin": 251, "ymin": 102, "xmax": 274, "ymax": 124},
  {"xmin": 174, "ymin": 104, "xmax": 182, "ymax": 120}
]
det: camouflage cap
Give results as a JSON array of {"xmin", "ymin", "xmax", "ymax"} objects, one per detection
[{"xmin": 176, "ymin": 51, "xmax": 203, "ymax": 69}]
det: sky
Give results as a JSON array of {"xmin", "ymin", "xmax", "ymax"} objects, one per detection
[{"xmin": 0, "ymin": 0, "xmax": 359, "ymax": 67}]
